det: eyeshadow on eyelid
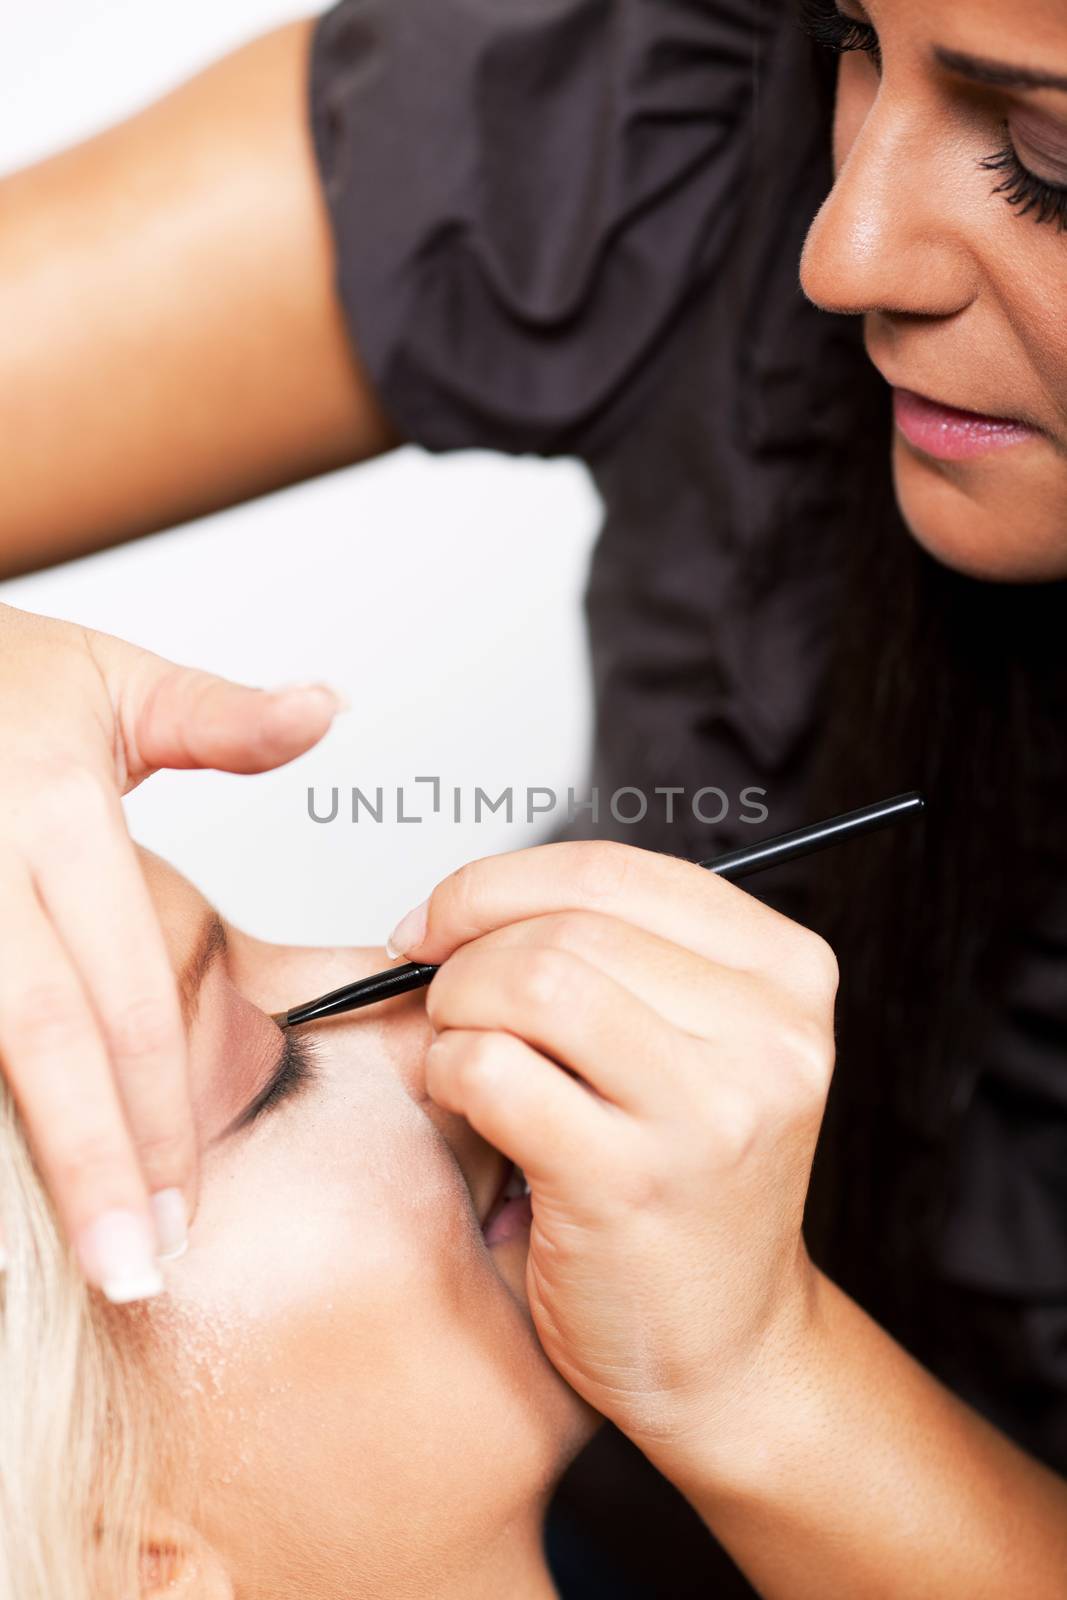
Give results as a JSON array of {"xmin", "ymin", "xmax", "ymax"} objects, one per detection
[
  {"xmin": 188, "ymin": 972, "xmax": 289, "ymax": 1139},
  {"xmin": 241, "ymin": 1030, "xmax": 320, "ymax": 1127}
]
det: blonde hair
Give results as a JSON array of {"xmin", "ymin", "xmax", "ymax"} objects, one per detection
[{"xmin": 0, "ymin": 1080, "xmax": 163, "ymax": 1600}]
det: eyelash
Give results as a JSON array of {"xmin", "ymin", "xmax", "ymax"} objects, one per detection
[
  {"xmin": 797, "ymin": 0, "xmax": 1067, "ymax": 232},
  {"xmin": 798, "ymin": 0, "xmax": 881, "ymax": 67},
  {"xmin": 979, "ymin": 134, "xmax": 1067, "ymax": 231},
  {"xmin": 241, "ymin": 1030, "xmax": 320, "ymax": 1128}
]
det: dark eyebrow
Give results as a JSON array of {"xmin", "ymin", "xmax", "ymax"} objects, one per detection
[
  {"xmin": 935, "ymin": 47, "xmax": 1067, "ymax": 96},
  {"xmin": 177, "ymin": 911, "xmax": 228, "ymax": 1030}
]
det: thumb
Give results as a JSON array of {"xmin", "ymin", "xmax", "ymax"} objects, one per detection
[{"xmin": 115, "ymin": 654, "xmax": 346, "ymax": 783}]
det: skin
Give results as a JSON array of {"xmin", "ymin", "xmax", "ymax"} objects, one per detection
[
  {"xmin": 799, "ymin": 0, "xmax": 1067, "ymax": 580},
  {"xmin": 0, "ymin": 602, "xmax": 346, "ymax": 1288},
  {"xmin": 3, "ymin": 2, "xmax": 1067, "ymax": 1593},
  {"xmin": 0, "ymin": 21, "xmax": 392, "ymax": 1274},
  {"xmin": 386, "ymin": 840, "xmax": 1067, "ymax": 1599},
  {"xmin": 0, "ymin": 20, "xmax": 394, "ymax": 580},
  {"xmin": 127, "ymin": 848, "xmax": 595, "ymax": 1598}
]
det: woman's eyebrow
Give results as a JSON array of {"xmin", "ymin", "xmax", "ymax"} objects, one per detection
[
  {"xmin": 935, "ymin": 46, "xmax": 1067, "ymax": 95},
  {"xmin": 177, "ymin": 910, "xmax": 228, "ymax": 1029}
]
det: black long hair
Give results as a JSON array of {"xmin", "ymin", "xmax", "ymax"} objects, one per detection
[{"xmin": 801, "ymin": 351, "xmax": 1067, "ymax": 1347}]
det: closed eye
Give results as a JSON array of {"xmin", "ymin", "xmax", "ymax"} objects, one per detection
[
  {"xmin": 216, "ymin": 1027, "xmax": 321, "ymax": 1140},
  {"xmin": 797, "ymin": 0, "xmax": 881, "ymax": 65}
]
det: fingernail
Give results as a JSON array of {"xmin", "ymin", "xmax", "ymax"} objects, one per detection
[
  {"xmin": 385, "ymin": 897, "xmax": 429, "ymax": 959},
  {"xmin": 0, "ymin": 1243, "xmax": 8, "ymax": 1275},
  {"xmin": 78, "ymin": 1209, "xmax": 164, "ymax": 1304},
  {"xmin": 151, "ymin": 1189, "xmax": 189, "ymax": 1261},
  {"xmin": 270, "ymin": 682, "xmax": 349, "ymax": 714}
]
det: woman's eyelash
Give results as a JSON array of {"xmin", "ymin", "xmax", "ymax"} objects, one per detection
[
  {"xmin": 797, "ymin": 0, "xmax": 881, "ymax": 65},
  {"xmin": 799, "ymin": 6, "xmax": 1067, "ymax": 234},
  {"xmin": 979, "ymin": 135, "xmax": 1067, "ymax": 232},
  {"xmin": 241, "ymin": 1030, "xmax": 320, "ymax": 1129}
]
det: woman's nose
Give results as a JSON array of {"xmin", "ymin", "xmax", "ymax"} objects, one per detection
[{"xmin": 799, "ymin": 89, "xmax": 977, "ymax": 320}]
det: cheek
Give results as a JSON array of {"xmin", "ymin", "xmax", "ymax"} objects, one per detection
[
  {"xmin": 145, "ymin": 1078, "xmax": 589, "ymax": 1586},
  {"xmin": 892, "ymin": 231, "xmax": 1067, "ymax": 581},
  {"xmin": 1010, "ymin": 267, "xmax": 1067, "ymax": 436}
]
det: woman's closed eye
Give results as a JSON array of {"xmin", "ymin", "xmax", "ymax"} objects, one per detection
[
  {"xmin": 798, "ymin": 0, "xmax": 881, "ymax": 67},
  {"xmin": 980, "ymin": 116, "xmax": 1067, "ymax": 232},
  {"xmin": 798, "ymin": 0, "xmax": 1067, "ymax": 232},
  {"xmin": 217, "ymin": 1027, "xmax": 321, "ymax": 1140}
]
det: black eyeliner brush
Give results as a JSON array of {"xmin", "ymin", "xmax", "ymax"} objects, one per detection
[{"xmin": 275, "ymin": 790, "xmax": 925, "ymax": 1029}]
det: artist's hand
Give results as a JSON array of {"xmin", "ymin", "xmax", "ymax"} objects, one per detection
[
  {"xmin": 0, "ymin": 602, "xmax": 343, "ymax": 1297},
  {"xmin": 390, "ymin": 840, "xmax": 839, "ymax": 1469}
]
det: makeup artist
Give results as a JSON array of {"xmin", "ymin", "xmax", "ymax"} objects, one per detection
[{"xmin": 3, "ymin": 0, "xmax": 1067, "ymax": 1594}]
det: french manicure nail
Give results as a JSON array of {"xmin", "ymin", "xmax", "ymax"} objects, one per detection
[
  {"xmin": 78, "ymin": 1209, "xmax": 164, "ymax": 1304},
  {"xmin": 385, "ymin": 898, "xmax": 429, "ymax": 959},
  {"xmin": 270, "ymin": 682, "xmax": 348, "ymax": 712},
  {"xmin": 151, "ymin": 1188, "xmax": 189, "ymax": 1261}
]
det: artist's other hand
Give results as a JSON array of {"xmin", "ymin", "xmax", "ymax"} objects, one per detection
[
  {"xmin": 0, "ymin": 602, "xmax": 343, "ymax": 1298},
  {"xmin": 390, "ymin": 840, "xmax": 838, "ymax": 1468}
]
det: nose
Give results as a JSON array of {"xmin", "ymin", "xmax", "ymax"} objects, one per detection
[
  {"xmin": 799, "ymin": 86, "xmax": 977, "ymax": 319},
  {"xmin": 275, "ymin": 943, "xmax": 507, "ymax": 1218},
  {"xmin": 351, "ymin": 962, "xmax": 505, "ymax": 1208}
]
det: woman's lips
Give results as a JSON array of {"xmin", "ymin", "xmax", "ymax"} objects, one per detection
[
  {"xmin": 892, "ymin": 386, "xmax": 1039, "ymax": 461},
  {"xmin": 481, "ymin": 1160, "xmax": 533, "ymax": 1247}
]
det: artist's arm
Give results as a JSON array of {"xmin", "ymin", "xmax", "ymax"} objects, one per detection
[
  {"xmin": 645, "ymin": 1272, "xmax": 1067, "ymax": 1599},
  {"xmin": 0, "ymin": 18, "xmax": 395, "ymax": 578}
]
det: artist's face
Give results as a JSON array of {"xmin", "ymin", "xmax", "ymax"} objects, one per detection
[
  {"xmin": 799, "ymin": 0, "xmax": 1067, "ymax": 580},
  {"xmin": 132, "ymin": 851, "xmax": 595, "ymax": 1595}
]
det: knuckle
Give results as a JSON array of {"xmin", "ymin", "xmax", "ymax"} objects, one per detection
[
  {"xmin": 428, "ymin": 1029, "xmax": 502, "ymax": 1112},
  {"xmin": 437, "ymin": 859, "xmax": 485, "ymax": 944},
  {"xmin": 50, "ymin": 1130, "xmax": 131, "ymax": 1199},
  {"xmin": 104, "ymin": 995, "xmax": 177, "ymax": 1068},
  {"xmin": 773, "ymin": 1012, "xmax": 835, "ymax": 1103},
  {"xmin": 424, "ymin": 1032, "xmax": 451, "ymax": 1101},
  {"xmin": 135, "ymin": 1126, "xmax": 195, "ymax": 1183},
  {"xmin": 755, "ymin": 1004, "xmax": 838, "ymax": 1120},
  {"xmin": 424, "ymin": 963, "xmax": 459, "ymax": 1029},
  {"xmin": 455, "ymin": 1032, "xmax": 502, "ymax": 1098},
  {"xmin": 538, "ymin": 910, "xmax": 602, "ymax": 956},
  {"xmin": 709, "ymin": 1082, "xmax": 764, "ymax": 1166},
  {"xmin": 567, "ymin": 840, "xmax": 634, "ymax": 907},
  {"xmin": 518, "ymin": 949, "xmax": 573, "ymax": 1012},
  {"xmin": 617, "ymin": 1138, "xmax": 673, "ymax": 1212},
  {"xmin": 792, "ymin": 930, "xmax": 840, "ymax": 1002},
  {"xmin": 5, "ymin": 983, "xmax": 87, "ymax": 1054}
]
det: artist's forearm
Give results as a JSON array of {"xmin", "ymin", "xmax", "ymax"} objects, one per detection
[
  {"xmin": 0, "ymin": 19, "xmax": 396, "ymax": 578},
  {"xmin": 652, "ymin": 1273, "xmax": 1067, "ymax": 1598}
]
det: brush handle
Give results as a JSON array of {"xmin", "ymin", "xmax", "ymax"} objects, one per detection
[
  {"xmin": 280, "ymin": 791, "xmax": 925, "ymax": 1027},
  {"xmin": 697, "ymin": 790, "xmax": 924, "ymax": 876}
]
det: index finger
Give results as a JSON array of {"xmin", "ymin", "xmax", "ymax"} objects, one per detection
[
  {"xmin": 386, "ymin": 840, "xmax": 827, "ymax": 984},
  {"xmin": 33, "ymin": 802, "xmax": 198, "ymax": 1255}
]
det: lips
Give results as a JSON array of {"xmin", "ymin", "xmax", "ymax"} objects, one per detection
[
  {"xmin": 892, "ymin": 386, "xmax": 1040, "ymax": 462},
  {"xmin": 477, "ymin": 1155, "xmax": 513, "ymax": 1228},
  {"xmin": 479, "ymin": 1159, "xmax": 532, "ymax": 1235}
]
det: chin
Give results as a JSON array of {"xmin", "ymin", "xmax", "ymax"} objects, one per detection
[{"xmin": 891, "ymin": 436, "xmax": 1067, "ymax": 584}]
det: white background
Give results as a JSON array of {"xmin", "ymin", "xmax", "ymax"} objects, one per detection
[{"xmin": 0, "ymin": 0, "xmax": 600, "ymax": 950}]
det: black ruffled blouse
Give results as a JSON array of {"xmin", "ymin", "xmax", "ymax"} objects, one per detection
[{"xmin": 309, "ymin": 3, "xmax": 1067, "ymax": 1593}]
